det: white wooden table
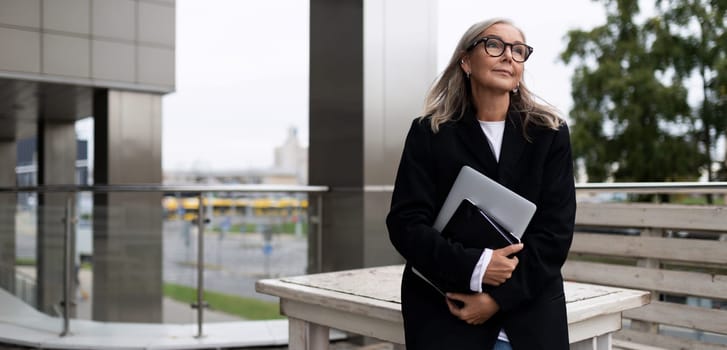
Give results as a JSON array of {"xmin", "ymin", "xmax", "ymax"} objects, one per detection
[{"xmin": 256, "ymin": 265, "xmax": 650, "ymax": 350}]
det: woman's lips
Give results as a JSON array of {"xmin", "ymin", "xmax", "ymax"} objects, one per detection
[{"xmin": 492, "ymin": 69, "xmax": 513, "ymax": 76}]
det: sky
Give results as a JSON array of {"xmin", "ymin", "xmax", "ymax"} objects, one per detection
[{"xmin": 160, "ymin": 0, "xmax": 610, "ymax": 172}]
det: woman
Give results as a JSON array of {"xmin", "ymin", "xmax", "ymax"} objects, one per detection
[{"xmin": 386, "ymin": 18, "xmax": 576, "ymax": 350}]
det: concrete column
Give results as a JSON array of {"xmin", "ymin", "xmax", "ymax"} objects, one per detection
[
  {"xmin": 0, "ymin": 141, "xmax": 17, "ymax": 292},
  {"xmin": 93, "ymin": 89, "xmax": 163, "ymax": 322},
  {"xmin": 309, "ymin": 0, "xmax": 437, "ymax": 271},
  {"xmin": 37, "ymin": 121, "xmax": 77, "ymax": 315}
]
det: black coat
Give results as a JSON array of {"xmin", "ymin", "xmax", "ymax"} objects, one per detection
[{"xmin": 386, "ymin": 107, "xmax": 576, "ymax": 350}]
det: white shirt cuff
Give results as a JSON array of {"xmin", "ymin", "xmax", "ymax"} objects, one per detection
[{"xmin": 470, "ymin": 248, "xmax": 493, "ymax": 292}]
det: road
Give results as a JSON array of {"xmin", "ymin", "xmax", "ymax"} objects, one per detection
[
  {"xmin": 14, "ymin": 214, "xmax": 309, "ymax": 303},
  {"xmin": 163, "ymin": 220, "xmax": 308, "ymax": 302}
]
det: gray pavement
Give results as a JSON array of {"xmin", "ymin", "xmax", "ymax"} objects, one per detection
[
  {"xmin": 162, "ymin": 219, "xmax": 308, "ymax": 302},
  {"xmin": 15, "ymin": 267, "xmax": 244, "ymax": 323}
]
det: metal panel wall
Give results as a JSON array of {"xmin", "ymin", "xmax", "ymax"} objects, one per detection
[
  {"xmin": 93, "ymin": 89, "xmax": 163, "ymax": 322},
  {"xmin": 0, "ymin": 141, "xmax": 16, "ymax": 292},
  {"xmin": 363, "ymin": 0, "xmax": 437, "ymax": 267},
  {"xmin": 309, "ymin": 0, "xmax": 437, "ymax": 271},
  {"xmin": 37, "ymin": 121, "xmax": 77, "ymax": 315},
  {"xmin": 0, "ymin": 0, "xmax": 175, "ymax": 93}
]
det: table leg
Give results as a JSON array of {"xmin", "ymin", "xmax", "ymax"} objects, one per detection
[
  {"xmin": 596, "ymin": 334, "xmax": 611, "ymax": 350},
  {"xmin": 570, "ymin": 337, "xmax": 596, "ymax": 350},
  {"xmin": 289, "ymin": 317, "xmax": 330, "ymax": 350},
  {"xmin": 570, "ymin": 333, "xmax": 613, "ymax": 350}
]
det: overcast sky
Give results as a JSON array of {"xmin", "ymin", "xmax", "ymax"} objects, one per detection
[{"xmin": 160, "ymin": 0, "xmax": 609, "ymax": 172}]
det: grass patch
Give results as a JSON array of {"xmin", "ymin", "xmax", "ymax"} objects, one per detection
[
  {"xmin": 175, "ymin": 261, "xmax": 224, "ymax": 271},
  {"xmin": 163, "ymin": 283, "xmax": 283, "ymax": 320},
  {"xmin": 16, "ymin": 258, "xmax": 36, "ymax": 266},
  {"xmin": 211, "ymin": 223, "xmax": 254, "ymax": 233},
  {"xmin": 211, "ymin": 222, "xmax": 308, "ymax": 235},
  {"xmin": 279, "ymin": 222, "xmax": 307, "ymax": 235},
  {"xmin": 661, "ymin": 262, "xmax": 727, "ymax": 276},
  {"xmin": 673, "ymin": 196, "xmax": 726, "ymax": 205}
]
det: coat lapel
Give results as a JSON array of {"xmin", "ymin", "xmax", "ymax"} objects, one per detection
[
  {"xmin": 455, "ymin": 108, "xmax": 499, "ymax": 179},
  {"xmin": 497, "ymin": 108, "xmax": 527, "ymax": 187}
]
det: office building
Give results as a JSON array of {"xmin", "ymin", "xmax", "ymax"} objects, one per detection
[{"xmin": 0, "ymin": 0, "xmax": 175, "ymax": 322}]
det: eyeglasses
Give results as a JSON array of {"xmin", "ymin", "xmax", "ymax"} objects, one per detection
[{"xmin": 468, "ymin": 37, "xmax": 533, "ymax": 63}]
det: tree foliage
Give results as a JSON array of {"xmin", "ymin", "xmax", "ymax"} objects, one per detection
[
  {"xmin": 561, "ymin": 0, "xmax": 726, "ymax": 183},
  {"xmin": 651, "ymin": 0, "xmax": 727, "ymax": 181}
]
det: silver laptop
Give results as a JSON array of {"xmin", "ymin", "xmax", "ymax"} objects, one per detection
[{"xmin": 433, "ymin": 166, "xmax": 536, "ymax": 240}]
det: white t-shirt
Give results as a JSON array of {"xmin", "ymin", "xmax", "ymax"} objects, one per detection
[{"xmin": 479, "ymin": 120, "xmax": 505, "ymax": 162}]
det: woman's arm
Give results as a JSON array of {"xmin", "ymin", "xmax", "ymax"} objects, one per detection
[
  {"xmin": 488, "ymin": 123, "xmax": 576, "ymax": 312},
  {"xmin": 387, "ymin": 119, "xmax": 484, "ymax": 292}
]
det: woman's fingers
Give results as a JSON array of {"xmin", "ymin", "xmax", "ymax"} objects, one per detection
[
  {"xmin": 446, "ymin": 292, "xmax": 466, "ymax": 301},
  {"xmin": 445, "ymin": 297, "xmax": 462, "ymax": 316},
  {"xmin": 446, "ymin": 293, "xmax": 500, "ymax": 325},
  {"xmin": 447, "ymin": 293, "xmax": 485, "ymax": 324},
  {"xmin": 494, "ymin": 243, "xmax": 524, "ymax": 257},
  {"xmin": 483, "ymin": 243, "xmax": 524, "ymax": 286}
]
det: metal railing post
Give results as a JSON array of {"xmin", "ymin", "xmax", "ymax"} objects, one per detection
[
  {"xmin": 316, "ymin": 193, "xmax": 323, "ymax": 273},
  {"xmin": 60, "ymin": 193, "xmax": 75, "ymax": 337},
  {"xmin": 195, "ymin": 192, "xmax": 206, "ymax": 338}
]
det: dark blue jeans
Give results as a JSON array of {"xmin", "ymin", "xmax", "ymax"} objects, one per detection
[{"xmin": 493, "ymin": 340, "xmax": 513, "ymax": 350}]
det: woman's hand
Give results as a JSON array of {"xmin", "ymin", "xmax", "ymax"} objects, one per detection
[
  {"xmin": 445, "ymin": 292, "xmax": 500, "ymax": 325},
  {"xmin": 482, "ymin": 243, "xmax": 523, "ymax": 286}
]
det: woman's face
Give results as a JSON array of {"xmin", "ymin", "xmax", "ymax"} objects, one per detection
[{"xmin": 462, "ymin": 23, "xmax": 525, "ymax": 94}]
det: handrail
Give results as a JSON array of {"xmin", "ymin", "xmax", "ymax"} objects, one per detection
[
  {"xmin": 575, "ymin": 182, "xmax": 727, "ymax": 194},
  {"xmin": 0, "ymin": 184, "xmax": 329, "ymax": 193},
  {"xmin": 2, "ymin": 182, "xmax": 726, "ymax": 194},
  {"xmin": 364, "ymin": 182, "xmax": 727, "ymax": 194}
]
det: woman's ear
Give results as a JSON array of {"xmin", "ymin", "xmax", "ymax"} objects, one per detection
[{"xmin": 460, "ymin": 57, "xmax": 471, "ymax": 77}]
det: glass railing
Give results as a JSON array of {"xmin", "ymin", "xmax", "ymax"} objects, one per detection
[
  {"xmin": 0, "ymin": 184, "xmax": 327, "ymax": 338},
  {"xmin": 1, "ymin": 181, "xmax": 725, "ymax": 346}
]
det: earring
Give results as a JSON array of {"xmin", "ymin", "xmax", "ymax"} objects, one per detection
[
  {"xmin": 466, "ymin": 71, "xmax": 471, "ymax": 79},
  {"xmin": 512, "ymin": 84, "xmax": 519, "ymax": 94}
]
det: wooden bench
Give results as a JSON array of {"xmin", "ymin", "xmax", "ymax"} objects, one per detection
[
  {"xmin": 257, "ymin": 265, "xmax": 649, "ymax": 350},
  {"xmin": 567, "ymin": 202, "xmax": 727, "ymax": 350}
]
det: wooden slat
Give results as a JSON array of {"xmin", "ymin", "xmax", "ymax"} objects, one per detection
[
  {"xmin": 562, "ymin": 261, "xmax": 727, "ymax": 300},
  {"xmin": 571, "ymin": 233, "xmax": 727, "ymax": 265},
  {"xmin": 577, "ymin": 203, "xmax": 727, "ymax": 232},
  {"xmin": 612, "ymin": 339, "xmax": 668, "ymax": 350},
  {"xmin": 616, "ymin": 329, "xmax": 727, "ymax": 350},
  {"xmin": 623, "ymin": 301, "xmax": 727, "ymax": 335}
]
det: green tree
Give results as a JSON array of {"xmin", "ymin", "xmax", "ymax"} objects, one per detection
[
  {"xmin": 648, "ymin": 0, "xmax": 727, "ymax": 185},
  {"xmin": 561, "ymin": 0, "xmax": 712, "ymax": 183}
]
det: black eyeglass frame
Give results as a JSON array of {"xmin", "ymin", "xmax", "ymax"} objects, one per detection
[{"xmin": 467, "ymin": 37, "xmax": 534, "ymax": 63}]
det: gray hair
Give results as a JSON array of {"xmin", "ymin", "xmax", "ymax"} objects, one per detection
[{"xmin": 422, "ymin": 18, "xmax": 562, "ymax": 135}]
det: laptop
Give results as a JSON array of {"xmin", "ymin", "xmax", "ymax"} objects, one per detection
[
  {"xmin": 442, "ymin": 198, "xmax": 521, "ymax": 247},
  {"xmin": 433, "ymin": 166, "xmax": 536, "ymax": 240},
  {"xmin": 412, "ymin": 166, "xmax": 536, "ymax": 297}
]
